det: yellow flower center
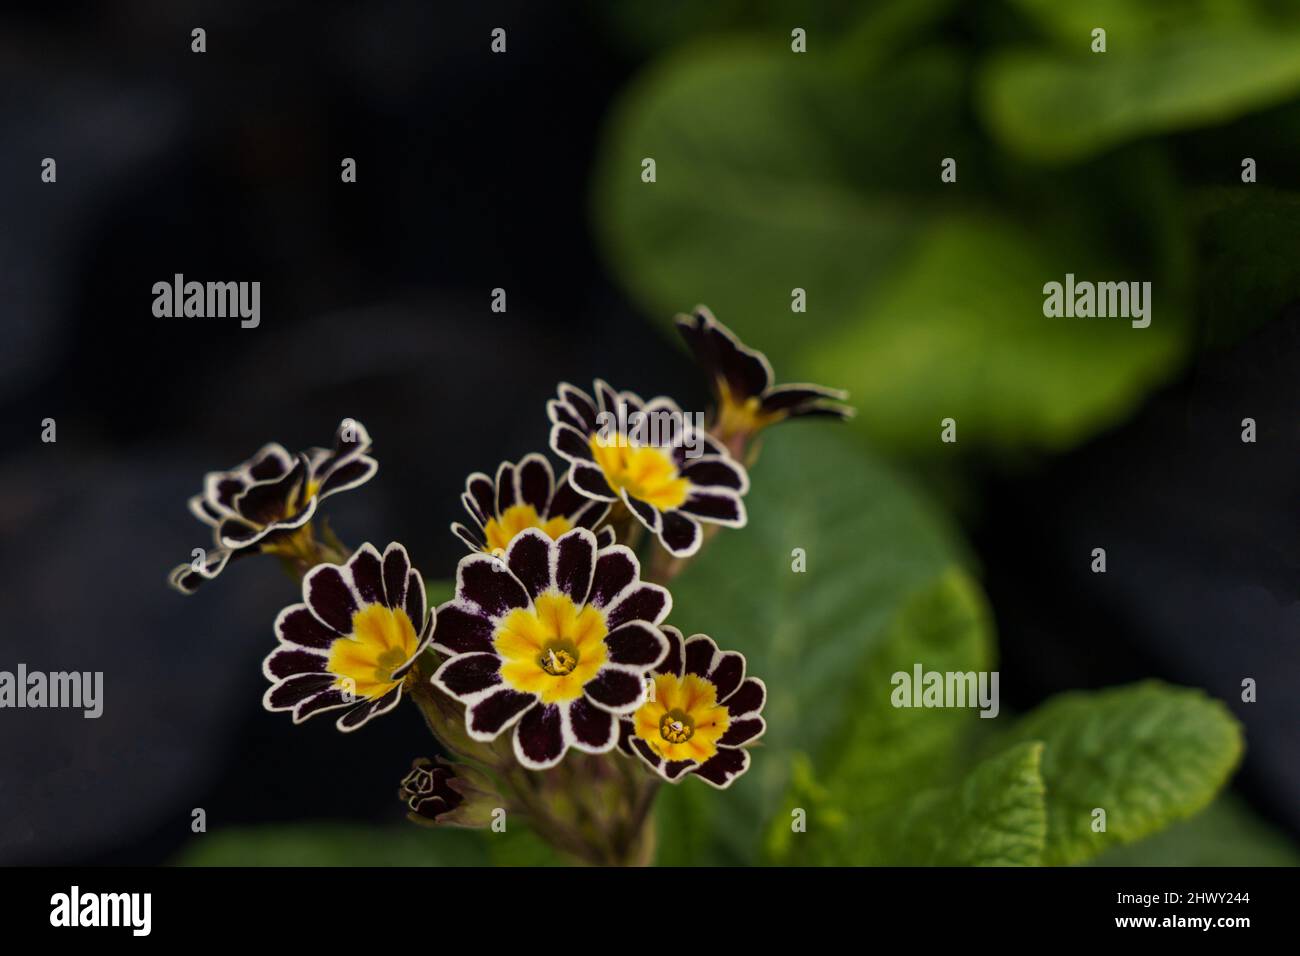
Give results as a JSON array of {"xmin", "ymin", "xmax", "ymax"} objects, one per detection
[
  {"xmin": 483, "ymin": 503, "xmax": 573, "ymax": 553},
  {"xmin": 588, "ymin": 434, "xmax": 690, "ymax": 511},
  {"xmin": 494, "ymin": 593, "xmax": 608, "ymax": 703},
  {"xmin": 326, "ymin": 604, "xmax": 421, "ymax": 700},
  {"xmin": 634, "ymin": 672, "xmax": 730, "ymax": 763}
]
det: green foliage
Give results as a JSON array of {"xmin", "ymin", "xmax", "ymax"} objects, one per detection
[
  {"xmin": 980, "ymin": 28, "xmax": 1300, "ymax": 163},
  {"xmin": 877, "ymin": 741, "xmax": 1048, "ymax": 866},
  {"xmin": 593, "ymin": 0, "xmax": 1300, "ymax": 458},
  {"xmin": 175, "ymin": 823, "xmax": 561, "ymax": 867},
  {"xmin": 991, "ymin": 682, "xmax": 1244, "ymax": 865},
  {"xmin": 593, "ymin": 37, "xmax": 1193, "ymax": 457},
  {"xmin": 1091, "ymin": 794, "xmax": 1300, "ymax": 867},
  {"xmin": 653, "ymin": 427, "xmax": 989, "ymax": 864}
]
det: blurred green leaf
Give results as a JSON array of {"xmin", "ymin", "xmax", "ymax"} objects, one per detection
[
  {"xmin": 876, "ymin": 741, "xmax": 1047, "ymax": 866},
  {"xmin": 595, "ymin": 0, "xmax": 952, "ymax": 62},
  {"xmin": 980, "ymin": 27, "xmax": 1300, "ymax": 162},
  {"xmin": 991, "ymin": 681, "xmax": 1244, "ymax": 865},
  {"xmin": 1006, "ymin": 0, "xmax": 1273, "ymax": 47},
  {"xmin": 799, "ymin": 215, "xmax": 1186, "ymax": 453},
  {"xmin": 174, "ymin": 823, "xmax": 562, "ymax": 867},
  {"xmin": 768, "ymin": 570, "xmax": 1006, "ymax": 864},
  {"xmin": 425, "ymin": 578, "xmax": 455, "ymax": 609},
  {"xmin": 1090, "ymin": 793, "xmax": 1300, "ymax": 867},
  {"xmin": 595, "ymin": 42, "xmax": 1190, "ymax": 456},
  {"xmin": 652, "ymin": 426, "xmax": 992, "ymax": 864}
]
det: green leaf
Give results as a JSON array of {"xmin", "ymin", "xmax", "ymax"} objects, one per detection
[
  {"xmin": 991, "ymin": 681, "xmax": 1244, "ymax": 865},
  {"xmin": 425, "ymin": 578, "xmax": 455, "ymax": 609},
  {"xmin": 1089, "ymin": 794, "xmax": 1300, "ymax": 867},
  {"xmin": 652, "ymin": 426, "xmax": 992, "ymax": 864},
  {"xmin": 594, "ymin": 43, "xmax": 1189, "ymax": 456},
  {"xmin": 1005, "ymin": 0, "xmax": 1275, "ymax": 48},
  {"xmin": 798, "ymin": 215, "xmax": 1186, "ymax": 454},
  {"xmin": 174, "ymin": 823, "xmax": 563, "ymax": 867},
  {"xmin": 979, "ymin": 27, "xmax": 1300, "ymax": 163},
  {"xmin": 878, "ymin": 741, "xmax": 1047, "ymax": 866}
]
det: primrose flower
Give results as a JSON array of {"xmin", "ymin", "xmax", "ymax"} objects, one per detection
[
  {"xmin": 169, "ymin": 418, "xmax": 377, "ymax": 593},
  {"xmin": 547, "ymin": 380, "xmax": 749, "ymax": 557},
  {"xmin": 619, "ymin": 626, "xmax": 766, "ymax": 789},
  {"xmin": 675, "ymin": 306, "xmax": 853, "ymax": 440},
  {"xmin": 451, "ymin": 452, "xmax": 614, "ymax": 555},
  {"xmin": 263, "ymin": 542, "xmax": 433, "ymax": 732},
  {"xmin": 431, "ymin": 527, "xmax": 670, "ymax": 769}
]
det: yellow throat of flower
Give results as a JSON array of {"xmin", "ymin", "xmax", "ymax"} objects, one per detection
[
  {"xmin": 494, "ymin": 592, "xmax": 608, "ymax": 703},
  {"xmin": 588, "ymin": 433, "xmax": 689, "ymax": 511},
  {"xmin": 327, "ymin": 603, "xmax": 420, "ymax": 700},
  {"xmin": 483, "ymin": 503, "xmax": 573, "ymax": 553},
  {"xmin": 634, "ymin": 672, "xmax": 730, "ymax": 764},
  {"xmin": 715, "ymin": 379, "xmax": 778, "ymax": 440}
]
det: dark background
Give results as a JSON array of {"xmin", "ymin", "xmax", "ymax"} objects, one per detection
[{"xmin": 1, "ymin": 1, "xmax": 1297, "ymax": 865}]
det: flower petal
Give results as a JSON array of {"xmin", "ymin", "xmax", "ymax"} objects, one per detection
[
  {"xmin": 275, "ymin": 604, "xmax": 343, "ymax": 649},
  {"xmin": 433, "ymin": 653, "xmax": 502, "ymax": 699},
  {"xmin": 588, "ymin": 546, "xmax": 639, "ymax": 610},
  {"xmin": 556, "ymin": 383, "xmax": 600, "ymax": 431},
  {"xmin": 304, "ymin": 564, "xmax": 360, "ymax": 633},
  {"xmin": 431, "ymin": 603, "xmax": 494, "ymax": 655},
  {"xmin": 678, "ymin": 490, "xmax": 747, "ymax": 528},
  {"xmin": 605, "ymin": 582, "xmax": 671, "ymax": 629},
  {"xmin": 466, "ymin": 688, "xmax": 536, "ymax": 740},
  {"xmin": 513, "ymin": 702, "xmax": 568, "ymax": 769},
  {"xmin": 494, "ymin": 460, "xmax": 518, "ymax": 515},
  {"xmin": 658, "ymin": 625, "xmax": 686, "ymax": 677},
  {"xmin": 723, "ymin": 677, "xmax": 766, "ymax": 718},
  {"xmin": 348, "ymin": 543, "xmax": 386, "ymax": 606},
  {"xmin": 568, "ymin": 462, "xmax": 617, "ymax": 502},
  {"xmin": 554, "ymin": 528, "xmax": 596, "ymax": 605},
  {"xmin": 263, "ymin": 647, "xmax": 327, "ymax": 681},
  {"xmin": 565, "ymin": 697, "xmax": 616, "ymax": 752},
  {"xmin": 584, "ymin": 667, "xmax": 647, "ymax": 712},
  {"xmin": 516, "ymin": 453, "xmax": 554, "ymax": 513},
  {"xmin": 659, "ymin": 511, "xmax": 701, "ymax": 557},
  {"xmin": 264, "ymin": 673, "xmax": 333, "ymax": 710},
  {"xmin": 551, "ymin": 422, "xmax": 596, "ymax": 463},
  {"xmin": 336, "ymin": 685, "xmax": 403, "ymax": 733},
  {"xmin": 381, "ymin": 542, "xmax": 412, "ymax": 611},
  {"xmin": 316, "ymin": 456, "xmax": 378, "ymax": 500},
  {"xmin": 604, "ymin": 622, "xmax": 668, "ymax": 667},
  {"xmin": 679, "ymin": 457, "xmax": 749, "ymax": 493},
  {"xmin": 622, "ymin": 490, "xmax": 661, "ymax": 534},
  {"xmin": 717, "ymin": 716, "xmax": 766, "ymax": 748},
  {"xmin": 505, "ymin": 529, "xmax": 552, "ymax": 599},
  {"xmin": 467, "ymin": 473, "xmax": 495, "ymax": 523},
  {"xmin": 690, "ymin": 747, "xmax": 750, "ymax": 789}
]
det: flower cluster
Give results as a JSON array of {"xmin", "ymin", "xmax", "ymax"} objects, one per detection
[{"xmin": 169, "ymin": 308, "xmax": 848, "ymax": 861}]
